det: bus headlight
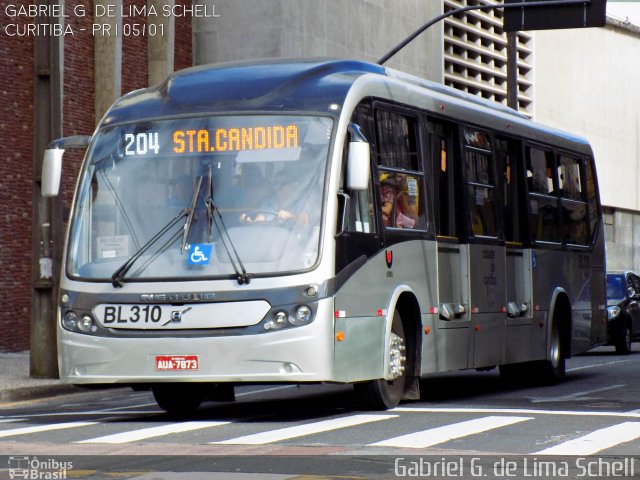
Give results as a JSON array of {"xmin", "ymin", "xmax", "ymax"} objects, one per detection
[
  {"xmin": 77, "ymin": 314, "xmax": 96, "ymax": 333},
  {"xmin": 264, "ymin": 311, "xmax": 288, "ymax": 330},
  {"xmin": 607, "ymin": 305, "xmax": 621, "ymax": 320},
  {"xmin": 290, "ymin": 305, "xmax": 312, "ymax": 325},
  {"xmin": 62, "ymin": 311, "xmax": 78, "ymax": 330}
]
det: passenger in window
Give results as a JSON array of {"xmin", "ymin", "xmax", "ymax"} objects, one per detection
[
  {"xmin": 380, "ymin": 176, "xmax": 395, "ymax": 226},
  {"xmin": 380, "ymin": 173, "xmax": 418, "ymax": 229}
]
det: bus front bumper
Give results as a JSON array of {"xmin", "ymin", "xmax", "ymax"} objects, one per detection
[{"xmin": 58, "ymin": 301, "xmax": 335, "ymax": 384}]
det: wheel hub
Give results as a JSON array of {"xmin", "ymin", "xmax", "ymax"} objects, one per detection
[{"xmin": 388, "ymin": 332, "xmax": 407, "ymax": 379}]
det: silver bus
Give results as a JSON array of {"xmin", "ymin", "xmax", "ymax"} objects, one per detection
[{"xmin": 42, "ymin": 59, "xmax": 607, "ymax": 412}]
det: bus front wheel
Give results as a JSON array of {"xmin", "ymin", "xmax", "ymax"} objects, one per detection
[
  {"xmin": 358, "ymin": 310, "xmax": 407, "ymax": 410},
  {"xmin": 152, "ymin": 383, "xmax": 205, "ymax": 415}
]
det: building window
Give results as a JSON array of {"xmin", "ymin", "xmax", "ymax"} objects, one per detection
[
  {"xmin": 603, "ymin": 206, "xmax": 615, "ymax": 243},
  {"xmin": 443, "ymin": 0, "xmax": 534, "ymax": 115}
]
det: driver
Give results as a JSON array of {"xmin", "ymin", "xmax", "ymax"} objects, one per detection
[{"xmin": 242, "ymin": 170, "xmax": 309, "ymax": 225}]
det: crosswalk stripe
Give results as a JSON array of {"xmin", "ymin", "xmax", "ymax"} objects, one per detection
[
  {"xmin": 392, "ymin": 407, "xmax": 640, "ymax": 419},
  {"xmin": 370, "ymin": 416, "xmax": 533, "ymax": 448},
  {"xmin": 0, "ymin": 421, "xmax": 98, "ymax": 438},
  {"xmin": 212, "ymin": 414, "xmax": 396, "ymax": 445},
  {"xmin": 534, "ymin": 422, "xmax": 640, "ymax": 455},
  {"xmin": 77, "ymin": 421, "xmax": 231, "ymax": 444}
]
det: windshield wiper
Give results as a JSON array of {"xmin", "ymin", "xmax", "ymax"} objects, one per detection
[
  {"xmin": 204, "ymin": 169, "xmax": 251, "ymax": 285},
  {"xmin": 111, "ymin": 177, "xmax": 203, "ymax": 288},
  {"xmin": 180, "ymin": 176, "xmax": 203, "ymax": 253},
  {"xmin": 111, "ymin": 209, "xmax": 188, "ymax": 287}
]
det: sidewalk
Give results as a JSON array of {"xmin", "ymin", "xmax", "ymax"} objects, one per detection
[{"xmin": 0, "ymin": 351, "xmax": 80, "ymax": 403}]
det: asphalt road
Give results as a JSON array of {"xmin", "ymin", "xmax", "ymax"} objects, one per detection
[{"xmin": 1, "ymin": 344, "xmax": 639, "ymax": 479}]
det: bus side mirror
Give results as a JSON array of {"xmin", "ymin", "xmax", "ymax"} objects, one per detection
[
  {"xmin": 42, "ymin": 148, "xmax": 64, "ymax": 197},
  {"xmin": 346, "ymin": 123, "xmax": 370, "ymax": 191},
  {"xmin": 346, "ymin": 142, "xmax": 370, "ymax": 191},
  {"xmin": 41, "ymin": 135, "xmax": 91, "ymax": 197}
]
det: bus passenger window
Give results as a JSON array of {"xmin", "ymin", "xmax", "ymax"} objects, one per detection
[
  {"xmin": 562, "ymin": 200, "xmax": 589, "ymax": 245},
  {"xmin": 465, "ymin": 150, "xmax": 497, "ymax": 237},
  {"xmin": 432, "ymin": 128, "xmax": 456, "ymax": 238},
  {"xmin": 347, "ymin": 180, "xmax": 376, "ymax": 233},
  {"xmin": 375, "ymin": 108, "xmax": 427, "ymax": 231},
  {"xmin": 464, "ymin": 129, "xmax": 497, "ymax": 238},
  {"xmin": 586, "ymin": 158, "xmax": 599, "ymax": 239},
  {"xmin": 558, "ymin": 156, "xmax": 583, "ymax": 200},
  {"xmin": 375, "ymin": 110, "xmax": 419, "ymax": 170},
  {"xmin": 344, "ymin": 101, "xmax": 377, "ymax": 234},
  {"xmin": 559, "ymin": 155, "xmax": 589, "ymax": 245},
  {"xmin": 527, "ymin": 148, "xmax": 555, "ymax": 195},
  {"xmin": 380, "ymin": 172, "xmax": 423, "ymax": 229},
  {"xmin": 529, "ymin": 196, "xmax": 562, "ymax": 243},
  {"xmin": 496, "ymin": 138, "xmax": 523, "ymax": 244},
  {"xmin": 527, "ymin": 146, "xmax": 562, "ymax": 243}
]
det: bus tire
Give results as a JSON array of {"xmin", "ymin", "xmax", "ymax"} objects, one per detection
[
  {"xmin": 358, "ymin": 310, "xmax": 407, "ymax": 410},
  {"xmin": 152, "ymin": 383, "xmax": 205, "ymax": 414},
  {"xmin": 536, "ymin": 321, "xmax": 565, "ymax": 384}
]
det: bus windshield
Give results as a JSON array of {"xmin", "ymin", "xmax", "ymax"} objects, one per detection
[{"xmin": 68, "ymin": 115, "xmax": 333, "ymax": 282}]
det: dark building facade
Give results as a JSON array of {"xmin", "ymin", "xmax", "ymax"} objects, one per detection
[{"xmin": 0, "ymin": 0, "xmax": 192, "ymax": 352}]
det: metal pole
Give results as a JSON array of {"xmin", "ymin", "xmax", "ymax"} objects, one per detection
[
  {"xmin": 506, "ymin": 31, "xmax": 519, "ymax": 110},
  {"xmin": 378, "ymin": 0, "xmax": 591, "ymax": 65},
  {"xmin": 31, "ymin": 0, "xmax": 64, "ymax": 378}
]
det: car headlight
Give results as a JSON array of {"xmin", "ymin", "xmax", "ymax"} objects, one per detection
[{"xmin": 607, "ymin": 305, "xmax": 621, "ymax": 320}]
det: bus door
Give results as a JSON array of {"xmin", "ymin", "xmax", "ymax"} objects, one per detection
[
  {"xmin": 462, "ymin": 127, "xmax": 506, "ymax": 368},
  {"xmin": 430, "ymin": 120, "xmax": 470, "ymax": 371},
  {"xmin": 497, "ymin": 137, "xmax": 534, "ymax": 364}
]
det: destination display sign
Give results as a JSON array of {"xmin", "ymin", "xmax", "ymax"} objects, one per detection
[{"xmin": 122, "ymin": 124, "xmax": 300, "ymax": 157}]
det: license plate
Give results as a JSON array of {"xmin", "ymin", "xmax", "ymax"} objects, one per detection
[
  {"xmin": 97, "ymin": 304, "xmax": 167, "ymax": 326},
  {"xmin": 155, "ymin": 355, "xmax": 199, "ymax": 371}
]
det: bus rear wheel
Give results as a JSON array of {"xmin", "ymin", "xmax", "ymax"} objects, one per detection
[
  {"xmin": 358, "ymin": 311, "xmax": 407, "ymax": 410},
  {"xmin": 152, "ymin": 383, "xmax": 205, "ymax": 415},
  {"xmin": 535, "ymin": 321, "xmax": 565, "ymax": 384}
]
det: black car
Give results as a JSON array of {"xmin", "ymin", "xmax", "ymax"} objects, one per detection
[{"xmin": 606, "ymin": 271, "xmax": 640, "ymax": 354}]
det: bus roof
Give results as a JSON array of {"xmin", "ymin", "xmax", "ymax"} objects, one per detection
[
  {"xmin": 102, "ymin": 58, "xmax": 385, "ymax": 125},
  {"xmin": 101, "ymin": 58, "xmax": 591, "ymax": 153}
]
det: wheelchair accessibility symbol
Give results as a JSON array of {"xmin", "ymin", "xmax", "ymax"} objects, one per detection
[{"xmin": 187, "ymin": 244, "xmax": 213, "ymax": 265}]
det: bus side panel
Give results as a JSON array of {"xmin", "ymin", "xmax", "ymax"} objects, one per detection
[
  {"xmin": 504, "ymin": 248, "xmax": 535, "ymax": 364},
  {"xmin": 333, "ymin": 316, "xmax": 384, "ymax": 382},
  {"xmin": 468, "ymin": 243, "xmax": 507, "ymax": 368},
  {"xmin": 504, "ymin": 324, "xmax": 533, "ymax": 363},
  {"xmin": 435, "ymin": 244, "xmax": 471, "ymax": 371},
  {"xmin": 531, "ymin": 248, "xmax": 597, "ymax": 359},
  {"xmin": 333, "ymin": 240, "xmax": 438, "ymax": 382}
]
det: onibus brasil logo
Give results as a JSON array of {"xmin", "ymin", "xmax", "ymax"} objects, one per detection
[{"xmin": 8, "ymin": 456, "xmax": 72, "ymax": 479}]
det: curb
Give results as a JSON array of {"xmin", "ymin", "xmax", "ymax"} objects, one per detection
[{"xmin": 0, "ymin": 384, "xmax": 84, "ymax": 403}]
